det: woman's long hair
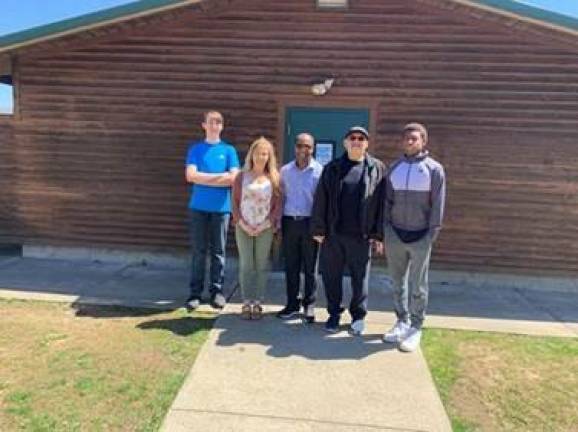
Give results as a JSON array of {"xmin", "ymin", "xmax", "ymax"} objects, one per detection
[{"xmin": 243, "ymin": 137, "xmax": 281, "ymax": 197}]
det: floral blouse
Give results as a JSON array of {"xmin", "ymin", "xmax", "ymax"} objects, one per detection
[
  {"xmin": 232, "ymin": 172, "xmax": 282, "ymax": 231},
  {"xmin": 240, "ymin": 174, "xmax": 272, "ymax": 228}
]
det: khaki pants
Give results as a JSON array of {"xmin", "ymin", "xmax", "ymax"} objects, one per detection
[{"xmin": 235, "ymin": 225, "xmax": 273, "ymax": 303}]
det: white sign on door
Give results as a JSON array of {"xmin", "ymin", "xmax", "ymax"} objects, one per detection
[{"xmin": 315, "ymin": 141, "xmax": 334, "ymax": 166}]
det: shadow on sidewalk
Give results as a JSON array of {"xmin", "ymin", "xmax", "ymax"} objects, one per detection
[
  {"xmin": 212, "ymin": 312, "xmax": 396, "ymax": 361},
  {"xmin": 306, "ymin": 276, "xmax": 578, "ymax": 325},
  {"xmin": 2, "ymin": 255, "xmax": 577, "ymax": 326}
]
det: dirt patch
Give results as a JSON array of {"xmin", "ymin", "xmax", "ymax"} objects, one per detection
[
  {"xmin": 447, "ymin": 334, "xmax": 578, "ymax": 432},
  {"xmin": 449, "ymin": 342, "xmax": 504, "ymax": 431}
]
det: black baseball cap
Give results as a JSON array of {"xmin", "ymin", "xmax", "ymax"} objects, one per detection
[{"xmin": 344, "ymin": 126, "xmax": 369, "ymax": 139}]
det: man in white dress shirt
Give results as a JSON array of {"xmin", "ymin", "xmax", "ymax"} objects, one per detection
[{"xmin": 277, "ymin": 133, "xmax": 323, "ymax": 323}]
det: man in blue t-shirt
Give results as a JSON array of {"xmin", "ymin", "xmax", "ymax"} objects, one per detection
[{"xmin": 185, "ymin": 111, "xmax": 240, "ymax": 310}]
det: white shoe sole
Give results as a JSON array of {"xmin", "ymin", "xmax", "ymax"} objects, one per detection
[
  {"xmin": 398, "ymin": 343, "xmax": 419, "ymax": 352},
  {"xmin": 398, "ymin": 334, "xmax": 422, "ymax": 352}
]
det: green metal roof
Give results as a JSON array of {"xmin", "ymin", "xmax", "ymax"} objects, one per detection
[
  {"xmin": 0, "ymin": 0, "xmax": 193, "ymax": 52},
  {"xmin": 469, "ymin": 0, "xmax": 578, "ymax": 32},
  {"xmin": 0, "ymin": 0, "xmax": 576, "ymax": 54}
]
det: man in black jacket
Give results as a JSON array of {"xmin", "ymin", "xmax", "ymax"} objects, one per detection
[{"xmin": 311, "ymin": 126, "xmax": 385, "ymax": 335}]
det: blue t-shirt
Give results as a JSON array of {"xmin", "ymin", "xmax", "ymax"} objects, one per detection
[{"xmin": 186, "ymin": 140, "xmax": 240, "ymax": 213}]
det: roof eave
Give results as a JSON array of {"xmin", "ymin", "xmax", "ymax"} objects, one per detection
[
  {"xmin": 0, "ymin": 0, "xmax": 201, "ymax": 54},
  {"xmin": 0, "ymin": 0, "xmax": 577, "ymax": 56},
  {"xmin": 460, "ymin": 0, "xmax": 578, "ymax": 36}
]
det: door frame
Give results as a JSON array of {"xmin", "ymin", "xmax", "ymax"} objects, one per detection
[{"xmin": 276, "ymin": 95, "xmax": 379, "ymax": 161}]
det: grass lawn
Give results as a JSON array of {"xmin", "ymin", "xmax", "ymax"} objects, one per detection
[
  {"xmin": 422, "ymin": 329, "xmax": 578, "ymax": 432},
  {"xmin": 0, "ymin": 299, "xmax": 215, "ymax": 432}
]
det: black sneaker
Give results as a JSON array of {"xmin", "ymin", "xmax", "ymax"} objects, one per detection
[
  {"xmin": 276, "ymin": 305, "xmax": 300, "ymax": 319},
  {"xmin": 324, "ymin": 315, "xmax": 340, "ymax": 333},
  {"xmin": 185, "ymin": 297, "xmax": 200, "ymax": 311},
  {"xmin": 210, "ymin": 292, "xmax": 226, "ymax": 309}
]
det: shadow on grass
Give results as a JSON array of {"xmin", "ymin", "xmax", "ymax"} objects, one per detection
[
  {"xmin": 71, "ymin": 302, "xmax": 178, "ymax": 318},
  {"xmin": 137, "ymin": 316, "xmax": 215, "ymax": 336},
  {"xmin": 71, "ymin": 302, "xmax": 216, "ymax": 336}
]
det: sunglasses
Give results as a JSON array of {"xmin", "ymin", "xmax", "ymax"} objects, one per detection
[
  {"xmin": 296, "ymin": 143, "xmax": 313, "ymax": 149},
  {"xmin": 348, "ymin": 135, "xmax": 367, "ymax": 142}
]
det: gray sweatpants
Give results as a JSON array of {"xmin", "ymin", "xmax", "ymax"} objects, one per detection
[{"xmin": 384, "ymin": 226, "xmax": 433, "ymax": 329}]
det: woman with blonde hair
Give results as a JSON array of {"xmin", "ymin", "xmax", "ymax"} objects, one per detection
[{"xmin": 232, "ymin": 137, "xmax": 283, "ymax": 319}]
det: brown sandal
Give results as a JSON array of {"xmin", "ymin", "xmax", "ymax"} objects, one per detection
[
  {"xmin": 251, "ymin": 303, "xmax": 263, "ymax": 320},
  {"xmin": 241, "ymin": 303, "xmax": 252, "ymax": 320}
]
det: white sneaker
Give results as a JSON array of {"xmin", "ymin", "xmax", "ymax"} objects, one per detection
[
  {"xmin": 382, "ymin": 320, "xmax": 410, "ymax": 343},
  {"xmin": 399, "ymin": 327, "xmax": 422, "ymax": 352},
  {"xmin": 349, "ymin": 319, "xmax": 365, "ymax": 336},
  {"xmin": 303, "ymin": 305, "xmax": 315, "ymax": 324}
]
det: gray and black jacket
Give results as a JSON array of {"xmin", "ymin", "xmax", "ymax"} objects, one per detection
[
  {"xmin": 311, "ymin": 153, "xmax": 386, "ymax": 241},
  {"xmin": 384, "ymin": 150, "xmax": 446, "ymax": 242}
]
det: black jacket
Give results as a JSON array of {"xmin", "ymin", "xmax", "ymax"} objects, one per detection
[{"xmin": 311, "ymin": 153, "xmax": 386, "ymax": 241}]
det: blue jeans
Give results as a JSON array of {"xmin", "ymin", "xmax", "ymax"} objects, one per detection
[{"xmin": 189, "ymin": 209, "xmax": 230, "ymax": 299}]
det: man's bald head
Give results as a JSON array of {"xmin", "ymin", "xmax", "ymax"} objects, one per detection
[
  {"xmin": 294, "ymin": 133, "xmax": 315, "ymax": 168},
  {"xmin": 296, "ymin": 133, "xmax": 314, "ymax": 146}
]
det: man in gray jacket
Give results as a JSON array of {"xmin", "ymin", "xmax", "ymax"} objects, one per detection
[{"xmin": 382, "ymin": 123, "xmax": 446, "ymax": 352}]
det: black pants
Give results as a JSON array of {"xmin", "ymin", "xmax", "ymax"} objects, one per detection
[
  {"xmin": 282, "ymin": 217, "xmax": 319, "ymax": 309},
  {"xmin": 320, "ymin": 234, "xmax": 371, "ymax": 321}
]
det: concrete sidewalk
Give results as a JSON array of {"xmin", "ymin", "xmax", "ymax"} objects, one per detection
[
  {"xmin": 162, "ymin": 305, "xmax": 451, "ymax": 432},
  {"xmin": 1, "ymin": 254, "xmax": 577, "ymax": 431},
  {"xmin": 1, "ymin": 255, "xmax": 576, "ymax": 337},
  {"xmin": 158, "ymin": 263, "xmax": 577, "ymax": 431}
]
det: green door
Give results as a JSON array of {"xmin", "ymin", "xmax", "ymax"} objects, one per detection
[
  {"xmin": 271, "ymin": 106, "xmax": 370, "ymax": 270},
  {"xmin": 284, "ymin": 107, "xmax": 370, "ymax": 164}
]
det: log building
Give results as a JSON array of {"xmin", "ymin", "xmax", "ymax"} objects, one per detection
[{"xmin": 0, "ymin": 0, "xmax": 577, "ymax": 274}]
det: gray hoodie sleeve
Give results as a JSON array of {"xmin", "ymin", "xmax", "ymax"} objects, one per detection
[
  {"xmin": 383, "ymin": 176, "xmax": 392, "ymax": 229},
  {"xmin": 428, "ymin": 162, "xmax": 446, "ymax": 242},
  {"xmin": 383, "ymin": 160, "xmax": 400, "ymax": 231}
]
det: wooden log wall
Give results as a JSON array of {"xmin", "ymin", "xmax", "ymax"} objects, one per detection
[
  {"xmin": 0, "ymin": 0, "xmax": 577, "ymax": 274},
  {"xmin": 0, "ymin": 121, "xmax": 19, "ymax": 240}
]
